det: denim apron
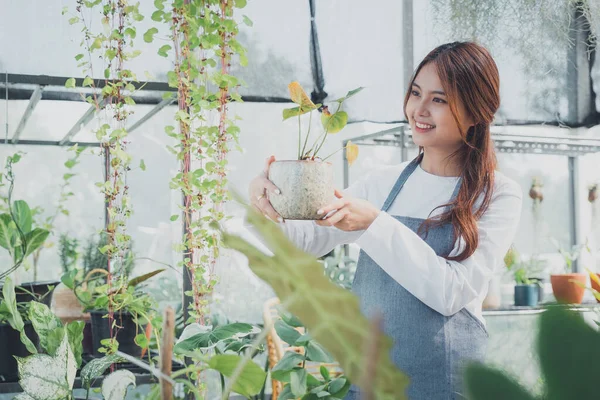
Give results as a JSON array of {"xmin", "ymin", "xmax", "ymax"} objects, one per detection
[{"xmin": 345, "ymin": 158, "xmax": 488, "ymax": 400}]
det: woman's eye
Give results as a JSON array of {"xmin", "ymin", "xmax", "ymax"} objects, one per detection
[
  {"xmin": 411, "ymin": 90, "xmax": 420, "ymax": 96},
  {"xmin": 433, "ymin": 98, "xmax": 447, "ymax": 104}
]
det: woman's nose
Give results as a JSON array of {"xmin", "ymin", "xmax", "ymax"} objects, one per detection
[{"xmin": 415, "ymin": 99, "xmax": 430, "ymax": 117}]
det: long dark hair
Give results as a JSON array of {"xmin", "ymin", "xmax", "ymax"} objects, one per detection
[{"xmin": 403, "ymin": 41, "xmax": 500, "ymax": 262}]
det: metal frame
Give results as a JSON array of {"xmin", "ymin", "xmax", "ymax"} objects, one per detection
[{"xmin": 343, "ymin": 123, "xmax": 600, "ymax": 272}]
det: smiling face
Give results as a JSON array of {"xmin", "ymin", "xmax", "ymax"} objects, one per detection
[{"xmin": 405, "ymin": 63, "xmax": 473, "ymax": 154}]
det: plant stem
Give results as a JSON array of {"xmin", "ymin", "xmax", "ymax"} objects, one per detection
[
  {"xmin": 300, "ymin": 110, "xmax": 313, "ymax": 159},
  {"xmin": 320, "ymin": 145, "xmax": 346, "ymax": 162},
  {"xmin": 297, "ymin": 113, "xmax": 302, "ymax": 160},
  {"xmin": 312, "ymin": 103, "xmax": 342, "ymax": 159}
]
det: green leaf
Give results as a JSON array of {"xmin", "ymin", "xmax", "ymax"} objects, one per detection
[
  {"xmin": 102, "ymin": 369, "xmax": 136, "ymax": 400},
  {"xmin": 154, "ymin": 0, "xmax": 164, "ymax": 9},
  {"xmin": 16, "ymin": 334, "xmax": 76, "ymax": 399},
  {"xmin": 275, "ymin": 320, "xmax": 301, "ymax": 345},
  {"xmin": 75, "ymin": 54, "xmax": 84, "ymax": 61},
  {"xmin": 106, "ymin": 48, "xmax": 117, "ymax": 60},
  {"xmin": 320, "ymin": 365, "xmax": 330, "ymax": 381},
  {"xmin": 23, "ymin": 228, "xmax": 50, "ymax": 258},
  {"xmin": 66, "ymin": 321, "xmax": 85, "ymax": 368},
  {"xmin": 80, "ymin": 354, "xmax": 125, "ymax": 389},
  {"xmin": 151, "ymin": 10, "xmax": 164, "ymax": 21},
  {"xmin": 321, "ymin": 111, "xmax": 348, "ymax": 134},
  {"xmin": 334, "ymin": 87, "xmax": 365, "ymax": 103},
  {"xmin": 12, "ymin": 200, "xmax": 32, "ymax": 234},
  {"xmin": 221, "ymin": 193, "xmax": 409, "ymax": 399},
  {"xmin": 242, "ymin": 15, "xmax": 253, "ymax": 26},
  {"xmin": 234, "ymin": 0, "xmax": 247, "ymax": 8},
  {"xmin": 290, "ymin": 368, "xmax": 307, "ymax": 397},
  {"xmin": 464, "ymin": 363, "xmax": 535, "ymax": 400},
  {"xmin": 104, "ymin": 68, "xmax": 110, "ymax": 79},
  {"xmin": 306, "ymin": 341, "xmax": 334, "ymax": 363},
  {"xmin": 282, "ymin": 106, "xmax": 316, "ymax": 121},
  {"xmin": 90, "ymin": 37, "xmax": 102, "ymax": 51},
  {"xmin": 158, "ymin": 44, "xmax": 171, "ymax": 57},
  {"xmin": 139, "ymin": 159, "xmax": 146, "ymax": 171},
  {"xmin": 2, "ymin": 277, "xmax": 37, "ymax": 354},
  {"xmin": 0, "ymin": 214, "xmax": 14, "ymax": 250},
  {"xmin": 28, "ymin": 302, "xmax": 63, "ymax": 356},
  {"xmin": 68, "ymin": 16, "xmax": 79, "ymax": 25},
  {"xmin": 124, "ymin": 27, "xmax": 136, "ymax": 38},
  {"xmin": 271, "ymin": 351, "xmax": 304, "ymax": 379},
  {"xmin": 328, "ymin": 377, "xmax": 347, "ymax": 394},
  {"xmin": 64, "ymin": 159, "xmax": 77, "ymax": 168},
  {"xmin": 208, "ymin": 354, "xmax": 266, "ymax": 397},
  {"xmin": 174, "ymin": 323, "xmax": 258, "ymax": 353},
  {"xmin": 65, "ymin": 78, "xmax": 76, "ymax": 89},
  {"xmin": 127, "ymin": 269, "xmax": 165, "ymax": 288},
  {"xmin": 143, "ymin": 27, "xmax": 158, "ymax": 43}
]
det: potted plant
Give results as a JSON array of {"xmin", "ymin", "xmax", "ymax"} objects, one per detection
[
  {"xmin": 268, "ymin": 82, "xmax": 362, "ymax": 220},
  {"xmin": 550, "ymin": 239, "xmax": 588, "ymax": 304},
  {"xmin": 504, "ymin": 247, "xmax": 543, "ymax": 307}
]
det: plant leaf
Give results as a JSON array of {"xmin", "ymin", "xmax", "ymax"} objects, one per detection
[
  {"xmin": 290, "ymin": 368, "xmax": 308, "ymax": 396},
  {"xmin": 288, "ymin": 81, "xmax": 316, "ymax": 108},
  {"xmin": 221, "ymin": 193, "xmax": 409, "ymax": 399},
  {"xmin": 345, "ymin": 141, "xmax": 359, "ymax": 166},
  {"xmin": 334, "ymin": 87, "xmax": 365, "ymax": 103},
  {"xmin": 102, "ymin": 369, "xmax": 136, "ymax": 400},
  {"xmin": 28, "ymin": 301, "xmax": 63, "ymax": 356},
  {"xmin": 13, "ymin": 200, "xmax": 32, "ymax": 233},
  {"xmin": 143, "ymin": 27, "xmax": 158, "ymax": 43},
  {"xmin": 17, "ymin": 334, "xmax": 76, "ymax": 400},
  {"xmin": 282, "ymin": 105, "xmax": 317, "ymax": 121},
  {"xmin": 208, "ymin": 354, "xmax": 266, "ymax": 397},
  {"xmin": 0, "ymin": 213, "xmax": 14, "ymax": 250},
  {"xmin": 22, "ymin": 228, "xmax": 50, "ymax": 258},
  {"xmin": 66, "ymin": 321, "xmax": 85, "ymax": 368},
  {"xmin": 127, "ymin": 269, "xmax": 165, "ymax": 287},
  {"xmin": 271, "ymin": 351, "xmax": 304, "ymax": 381},
  {"xmin": 306, "ymin": 341, "xmax": 334, "ymax": 363},
  {"xmin": 80, "ymin": 354, "xmax": 126, "ymax": 389},
  {"xmin": 321, "ymin": 111, "xmax": 348, "ymax": 134},
  {"xmin": 2, "ymin": 277, "xmax": 37, "ymax": 354},
  {"xmin": 464, "ymin": 363, "xmax": 536, "ymax": 400},
  {"xmin": 174, "ymin": 322, "xmax": 259, "ymax": 353},
  {"xmin": 274, "ymin": 320, "xmax": 301, "ymax": 345}
]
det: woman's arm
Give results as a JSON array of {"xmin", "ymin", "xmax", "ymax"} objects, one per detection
[{"xmin": 354, "ymin": 178, "xmax": 523, "ymax": 316}]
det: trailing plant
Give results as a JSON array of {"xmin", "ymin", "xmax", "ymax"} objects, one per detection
[
  {"xmin": 320, "ymin": 246, "xmax": 357, "ymax": 290},
  {"xmin": 64, "ymin": 0, "xmax": 148, "ymax": 351},
  {"xmin": 270, "ymin": 306, "xmax": 351, "ymax": 399},
  {"xmin": 152, "ymin": 0, "xmax": 249, "ymax": 331},
  {"xmin": 283, "ymin": 82, "xmax": 361, "ymax": 163},
  {"xmin": 0, "ymin": 155, "xmax": 50, "ymax": 281}
]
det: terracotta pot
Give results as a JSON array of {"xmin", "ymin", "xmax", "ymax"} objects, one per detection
[
  {"xmin": 50, "ymin": 283, "xmax": 90, "ymax": 324},
  {"xmin": 591, "ymin": 273, "xmax": 600, "ymax": 303},
  {"xmin": 550, "ymin": 273, "xmax": 587, "ymax": 304},
  {"xmin": 268, "ymin": 160, "xmax": 334, "ymax": 220}
]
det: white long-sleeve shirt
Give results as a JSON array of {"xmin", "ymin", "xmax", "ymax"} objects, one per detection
[{"xmin": 255, "ymin": 161, "xmax": 523, "ymax": 325}]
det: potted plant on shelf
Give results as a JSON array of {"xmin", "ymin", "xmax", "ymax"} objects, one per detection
[
  {"xmin": 550, "ymin": 239, "xmax": 588, "ymax": 304},
  {"xmin": 268, "ymin": 82, "xmax": 362, "ymax": 220},
  {"xmin": 504, "ymin": 247, "xmax": 543, "ymax": 307}
]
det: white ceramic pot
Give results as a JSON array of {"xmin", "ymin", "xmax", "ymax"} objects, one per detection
[{"xmin": 268, "ymin": 160, "xmax": 334, "ymax": 220}]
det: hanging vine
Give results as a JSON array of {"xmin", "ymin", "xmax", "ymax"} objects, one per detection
[
  {"xmin": 64, "ymin": 0, "xmax": 146, "ymax": 352},
  {"xmin": 153, "ymin": 0, "xmax": 248, "ymax": 329}
]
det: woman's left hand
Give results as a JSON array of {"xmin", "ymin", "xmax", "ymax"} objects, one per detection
[{"xmin": 315, "ymin": 189, "xmax": 380, "ymax": 231}]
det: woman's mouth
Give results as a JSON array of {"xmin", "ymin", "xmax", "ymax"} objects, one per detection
[{"xmin": 414, "ymin": 121, "xmax": 436, "ymax": 133}]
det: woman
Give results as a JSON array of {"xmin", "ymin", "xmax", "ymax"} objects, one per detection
[{"xmin": 249, "ymin": 42, "xmax": 522, "ymax": 399}]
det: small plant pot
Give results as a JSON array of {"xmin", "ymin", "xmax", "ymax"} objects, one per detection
[
  {"xmin": 90, "ymin": 310, "xmax": 143, "ymax": 358},
  {"xmin": 550, "ymin": 273, "xmax": 587, "ymax": 304},
  {"xmin": 529, "ymin": 277, "xmax": 546, "ymax": 303},
  {"xmin": 51, "ymin": 283, "xmax": 90, "ymax": 324},
  {"xmin": 268, "ymin": 160, "xmax": 334, "ymax": 220},
  {"xmin": 0, "ymin": 322, "xmax": 39, "ymax": 382},
  {"xmin": 514, "ymin": 284, "xmax": 539, "ymax": 307},
  {"xmin": 15, "ymin": 280, "xmax": 61, "ymax": 307},
  {"xmin": 591, "ymin": 273, "xmax": 600, "ymax": 303}
]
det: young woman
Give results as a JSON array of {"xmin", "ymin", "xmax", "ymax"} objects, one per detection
[{"xmin": 249, "ymin": 42, "xmax": 522, "ymax": 399}]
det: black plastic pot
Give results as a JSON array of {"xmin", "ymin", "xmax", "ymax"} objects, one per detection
[
  {"xmin": 0, "ymin": 280, "xmax": 61, "ymax": 308},
  {"xmin": 90, "ymin": 310, "xmax": 143, "ymax": 357},
  {"xmin": 514, "ymin": 284, "xmax": 539, "ymax": 307},
  {"xmin": 0, "ymin": 322, "xmax": 39, "ymax": 382}
]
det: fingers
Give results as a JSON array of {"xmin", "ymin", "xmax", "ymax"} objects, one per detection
[
  {"xmin": 316, "ymin": 208, "xmax": 349, "ymax": 226},
  {"xmin": 262, "ymin": 155, "xmax": 276, "ymax": 177},
  {"xmin": 258, "ymin": 196, "xmax": 283, "ymax": 223},
  {"xmin": 262, "ymin": 177, "xmax": 281, "ymax": 195},
  {"xmin": 317, "ymin": 198, "xmax": 348, "ymax": 217},
  {"xmin": 334, "ymin": 189, "xmax": 344, "ymax": 199}
]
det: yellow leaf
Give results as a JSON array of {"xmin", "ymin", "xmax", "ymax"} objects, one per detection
[
  {"xmin": 288, "ymin": 81, "xmax": 316, "ymax": 109},
  {"xmin": 346, "ymin": 141, "xmax": 359, "ymax": 166}
]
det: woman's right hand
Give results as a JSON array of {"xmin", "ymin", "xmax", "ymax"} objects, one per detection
[{"xmin": 249, "ymin": 155, "xmax": 284, "ymax": 223}]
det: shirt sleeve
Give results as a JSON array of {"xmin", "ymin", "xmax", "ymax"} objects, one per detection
[{"xmin": 355, "ymin": 177, "xmax": 523, "ymax": 316}]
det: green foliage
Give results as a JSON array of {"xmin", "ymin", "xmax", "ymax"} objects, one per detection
[
  {"xmin": 58, "ymin": 233, "xmax": 79, "ymax": 274},
  {"xmin": 465, "ymin": 306, "xmax": 600, "ymax": 399},
  {"xmin": 283, "ymin": 83, "xmax": 363, "ymax": 161},
  {"xmin": 320, "ymin": 246, "xmax": 357, "ymax": 290},
  {"xmin": 222, "ymin": 196, "xmax": 409, "ymax": 399},
  {"xmin": 160, "ymin": 0, "xmax": 248, "ymax": 327}
]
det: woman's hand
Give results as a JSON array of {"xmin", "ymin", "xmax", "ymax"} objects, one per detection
[
  {"xmin": 315, "ymin": 189, "xmax": 380, "ymax": 231},
  {"xmin": 249, "ymin": 155, "xmax": 284, "ymax": 223}
]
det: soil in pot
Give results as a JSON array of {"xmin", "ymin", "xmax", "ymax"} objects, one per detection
[
  {"xmin": 268, "ymin": 160, "xmax": 334, "ymax": 220},
  {"xmin": 0, "ymin": 322, "xmax": 39, "ymax": 382},
  {"xmin": 550, "ymin": 273, "xmax": 587, "ymax": 304},
  {"xmin": 90, "ymin": 310, "xmax": 143, "ymax": 357},
  {"xmin": 514, "ymin": 284, "xmax": 539, "ymax": 307}
]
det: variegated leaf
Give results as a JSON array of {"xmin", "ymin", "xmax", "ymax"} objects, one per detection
[{"xmin": 102, "ymin": 369, "xmax": 136, "ymax": 400}]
